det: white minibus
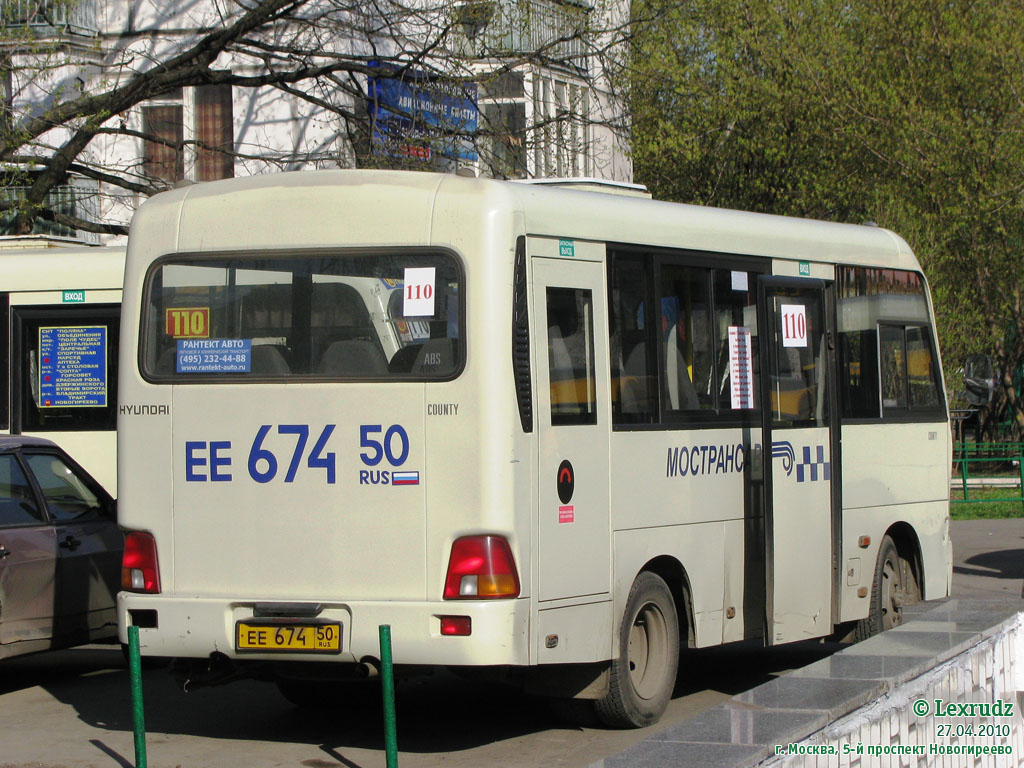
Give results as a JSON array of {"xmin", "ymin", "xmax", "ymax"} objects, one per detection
[
  {"xmin": 117, "ymin": 171, "xmax": 952, "ymax": 727},
  {"xmin": 0, "ymin": 238, "xmax": 124, "ymax": 493}
]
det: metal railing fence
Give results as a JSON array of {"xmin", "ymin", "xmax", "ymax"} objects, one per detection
[{"xmin": 951, "ymin": 442, "xmax": 1024, "ymax": 514}]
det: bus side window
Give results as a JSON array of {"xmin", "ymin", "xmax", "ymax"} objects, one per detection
[
  {"xmin": 880, "ymin": 325, "xmax": 908, "ymax": 409},
  {"xmin": 609, "ymin": 255, "xmax": 655, "ymax": 424},
  {"xmin": 906, "ymin": 326, "xmax": 941, "ymax": 408},
  {"xmin": 658, "ymin": 264, "xmax": 711, "ymax": 417}
]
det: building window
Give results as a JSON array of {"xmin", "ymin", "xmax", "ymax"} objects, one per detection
[
  {"xmin": 533, "ymin": 74, "xmax": 589, "ymax": 177},
  {"xmin": 141, "ymin": 84, "xmax": 234, "ymax": 185},
  {"xmin": 142, "ymin": 95, "xmax": 184, "ymax": 184},
  {"xmin": 478, "ymin": 72, "xmax": 527, "ymax": 178},
  {"xmin": 195, "ymin": 84, "xmax": 234, "ymax": 181}
]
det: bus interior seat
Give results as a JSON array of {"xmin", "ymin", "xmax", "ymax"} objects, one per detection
[
  {"xmin": 388, "ymin": 343, "xmax": 423, "ymax": 373},
  {"xmin": 317, "ymin": 339, "xmax": 388, "ymax": 376},
  {"xmin": 250, "ymin": 344, "xmax": 290, "ymax": 374},
  {"xmin": 664, "ymin": 331, "xmax": 699, "ymax": 411},
  {"xmin": 620, "ymin": 341, "xmax": 648, "ymax": 413},
  {"xmin": 156, "ymin": 347, "xmax": 176, "ymax": 375}
]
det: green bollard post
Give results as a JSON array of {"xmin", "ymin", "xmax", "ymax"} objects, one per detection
[
  {"xmin": 127, "ymin": 625, "xmax": 148, "ymax": 768},
  {"xmin": 379, "ymin": 624, "xmax": 399, "ymax": 768}
]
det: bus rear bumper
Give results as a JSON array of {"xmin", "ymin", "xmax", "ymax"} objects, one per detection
[{"xmin": 117, "ymin": 593, "xmax": 531, "ymax": 667}]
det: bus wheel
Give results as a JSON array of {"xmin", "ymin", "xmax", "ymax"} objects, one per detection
[
  {"xmin": 595, "ymin": 572, "xmax": 679, "ymax": 728},
  {"xmin": 856, "ymin": 535, "xmax": 920, "ymax": 641}
]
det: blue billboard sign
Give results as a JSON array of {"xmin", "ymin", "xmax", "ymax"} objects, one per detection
[{"xmin": 368, "ymin": 72, "xmax": 478, "ymax": 163}]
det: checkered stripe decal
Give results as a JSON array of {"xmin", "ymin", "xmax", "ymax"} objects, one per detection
[{"xmin": 796, "ymin": 445, "xmax": 831, "ymax": 483}]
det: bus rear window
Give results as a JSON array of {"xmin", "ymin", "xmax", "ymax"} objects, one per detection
[{"xmin": 141, "ymin": 251, "xmax": 462, "ymax": 381}]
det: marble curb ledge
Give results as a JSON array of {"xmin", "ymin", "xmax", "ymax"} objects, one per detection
[{"xmin": 591, "ymin": 599, "xmax": 1022, "ymax": 768}]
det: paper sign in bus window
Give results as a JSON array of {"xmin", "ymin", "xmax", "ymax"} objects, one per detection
[
  {"xmin": 38, "ymin": 326, "xmax": 107, "ymax": 408},
  {"xmin": 403, "ymin": 267, "xmax": 436, "ymax": 317},
  {"xmin": 780, "ymin": 304, "xmax": 808, "ymax": 348},
  {"xmin": 166, "ymin": 307, "xmax": 210, "ymax": 338},
  {"xmin": 728, "ymin": 326, "xmax": 754, "ymax": 409}
]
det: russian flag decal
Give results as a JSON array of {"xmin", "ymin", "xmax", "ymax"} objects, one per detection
[{"xmin": 392, "ymin": 471, "xmax": 420, "ymax": 486}]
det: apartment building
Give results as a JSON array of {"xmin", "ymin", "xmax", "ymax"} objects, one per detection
[{"xmin": 1, "ymin": 0, "xmax": 631, "ymax": 243}]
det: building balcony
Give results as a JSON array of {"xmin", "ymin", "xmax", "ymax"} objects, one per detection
[
  {"xmin": 1, "ymin": 0, "xmax": 99, "ymax": 39},
  {"xmin": 454, "ymin": 0, "xmax": 590, "ymax": 69}
]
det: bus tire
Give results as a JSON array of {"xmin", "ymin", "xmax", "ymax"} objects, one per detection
[
  {"xmin": 594, "ymin": 572, "xmax": 679, "ymax": 728},
  {"xmin": 855, "ymin": 535, "xmax": 919, "ymax": 641}
]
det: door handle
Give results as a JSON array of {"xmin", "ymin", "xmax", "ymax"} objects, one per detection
[{"xmin": 59, "ymin": 535, "xmax": 81, "ymax": 551}]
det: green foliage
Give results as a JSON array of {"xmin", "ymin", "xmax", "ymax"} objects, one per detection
[{"xmin": 627, "ymin": 0, "xmax": 1024, "ymax": 431}]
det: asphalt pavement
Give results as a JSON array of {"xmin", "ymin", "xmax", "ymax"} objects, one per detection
[{"xmin": 951, "ymin": 517, "xmax": 1024, "ymax": 598}]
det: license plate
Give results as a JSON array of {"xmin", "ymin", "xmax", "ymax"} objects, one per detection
[{"xmin": 235, "ymin": 621, "xmax": 342, "ymax": 654}]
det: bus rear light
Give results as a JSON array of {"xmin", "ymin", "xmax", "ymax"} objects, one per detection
[
  {"xmin": 440, "ymin": 616, "xmax": 472, "ymax": 636},
  {"xmin": 443, "ymin": 535, "xmax": 520, "ymax": 599},
  {"xmin": 122, "ymin": 532, "xmax": 161, "ymax": 594}
]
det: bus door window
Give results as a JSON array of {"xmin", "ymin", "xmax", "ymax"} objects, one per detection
[
  {"xmin": 657, "ymin": 264, "xmax": 711, "ymax": 416},
  {"xmin": 768, "ymin": 291, "xmax": 828, "ymax": 427},
  {"xmin": 11, "ymin": 305, "xmax": 120, "ymax": 433},
  {"xmin": 546, "ymin": 287, "xmax": 596, "ymax": 426}
]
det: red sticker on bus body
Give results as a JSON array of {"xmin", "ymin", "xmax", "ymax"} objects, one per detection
[
  {"xmin": 166, "ymin": 307, "xmax": 210, "ymax": 339},
  {"xmin": 558, "ymin": 505, "xmax": 575, "ymax": 524}
]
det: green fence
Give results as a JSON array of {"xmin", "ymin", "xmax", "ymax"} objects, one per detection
[{"xmin": 951, "ymin": 442, "xmax": 1024, "ymax": 514}]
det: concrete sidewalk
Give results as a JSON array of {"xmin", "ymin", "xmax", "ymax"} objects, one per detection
[{"xmin": 594, "ymin": 599, "xmax": 1023, "ymax": 767}]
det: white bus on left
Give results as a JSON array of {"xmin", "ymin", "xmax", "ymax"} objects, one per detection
[{"xmin": 0, "ymin": 237, "xmax": 124, "ymax": 493}]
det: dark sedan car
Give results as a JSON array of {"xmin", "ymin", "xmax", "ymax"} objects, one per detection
[{"xmin": 0, "ymin": 436, "xmax": 121, "ymax": 660}]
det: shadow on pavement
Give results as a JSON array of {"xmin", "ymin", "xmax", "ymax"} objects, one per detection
[
  {"xmin": 954, "ymin": 548, "xmax": 1024, "ymax": 581},
  {"xmin": 0, "ymin": 638, "xmax": 844, "ymax": 763}
]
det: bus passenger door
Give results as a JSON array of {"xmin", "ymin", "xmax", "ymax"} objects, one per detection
[
  {"xmin": 759, "ymin": 278, "xmax": 838, "ymax": 644},
  {"xmin": 532, "ymin": 257, "xmax": 611, "ymax": 603}
]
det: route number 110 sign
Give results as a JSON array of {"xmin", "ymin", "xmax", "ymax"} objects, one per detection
[{"xmin": 780, "ymin": 304, "xmax": 808, "ymax": 348}]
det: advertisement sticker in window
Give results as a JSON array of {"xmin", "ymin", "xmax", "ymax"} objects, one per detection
[{"xmin": 38, "ymin": 326, "xmax": 108, "ymax": 408}]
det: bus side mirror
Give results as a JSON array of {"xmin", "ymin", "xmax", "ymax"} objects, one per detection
[{"xmin": 963, "ymin": 354, "xmax": 996, "ymax": 406}]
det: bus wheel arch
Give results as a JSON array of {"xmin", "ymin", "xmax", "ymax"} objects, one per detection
[
  {"xmin": 595, "ymin": 564, "xmax": 686, "ymax": 728},
  {"xmin": 640, "ymin": 556, "xmax": 695, "ymax": 649},
  {"xmin": 855, "ymin": 524, "xmax": 923, "ymax": 641}
]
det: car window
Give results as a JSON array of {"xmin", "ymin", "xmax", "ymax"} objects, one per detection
[
  {"xmin": 23, "ymin": 453, "xmax": 103, "ymax": 523},
  {"xmin": 0, "ymin": 453, "xmax": 45, "ymax": 527}
]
